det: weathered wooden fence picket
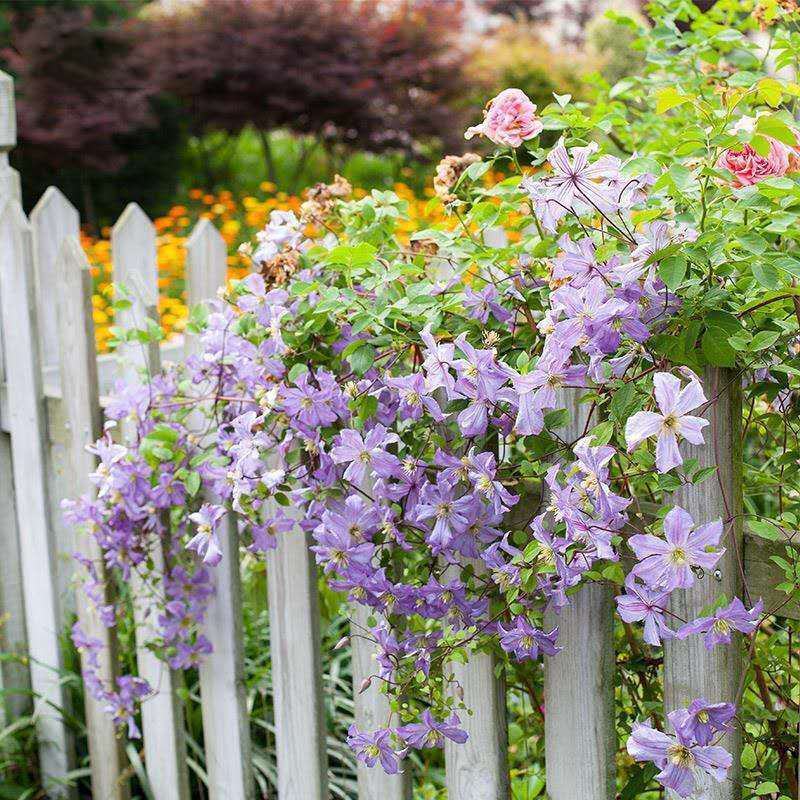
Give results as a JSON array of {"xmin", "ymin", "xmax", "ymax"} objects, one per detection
[{"xmin": 0, "ymin": 71, "xmax": 797, "ymax": 800}]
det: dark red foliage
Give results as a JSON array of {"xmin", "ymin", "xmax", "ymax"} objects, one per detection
[
  {"xmin": 3, "ymin": 6, "xmax": 160, "ymax": 172},
  {"xmin": 149, "ymin": 0, "xmax": 470, "ymax": 153}
]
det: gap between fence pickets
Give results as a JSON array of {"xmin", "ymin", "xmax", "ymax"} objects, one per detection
[
  {"xmin": 0, "ymin": 198, "xmax": 75, "ymax": 798},
  {"xmin": 111, "ymin": 203, "xmax": 190, "ymax": 800},
  {"xmin": 186, "ymin": 218, "xmax": 254, "ymax": 800},
  {"xmin": 54, "ymin": 235, "xmax": 130, "ymax": 800}
]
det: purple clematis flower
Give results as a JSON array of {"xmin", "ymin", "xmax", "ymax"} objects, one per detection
[
  {"xmin": 677, "ymin": 597, "xmax": 762, "ymax": 650},
  {"xmin": 398, "ymin": 710, "xmax": 468, "ymax": 749},
  {"xmin": 615, "ymin": 583, "xmax": 675, "ymax": 646},
  {"xmin": 627, "ymin": 715, "xmax": 732, "ymax": 798},
  {"xmin": 347, "ymin": 725, "xmax": 405, "ymax": 774},
  {"xmin": 498, "ymin": 616, "xmax": 561, "ymax": 661},
  {"xmin": 628, "ymin": 506, "xmax": 724, "ymax": 592},
  {"xmin": 186, "ymin": 503, "xmax": 226, "ymax": 566},
  {"xmin": 625, "ymin": 373, "xmax": 709, "ymax": 473},
  {"xmin": 330, "ymin": 425, "xmax": 400, "ymax": 484},
  {"xmin": 671, "ymin": 699, "xmax": 736, "ymax": 746},
  {"xmin": 463, "ymin": 285, "xmax": 513, "ymax": 324},
  {"xmin": 420, "ymin": 326, "xmax": 456, "ymax": 397}
]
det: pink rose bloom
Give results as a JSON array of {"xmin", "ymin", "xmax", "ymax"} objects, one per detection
[
  {"xmin": 465, "ymin": 88, "xmax": 543, "ymax": 148},
  {"xmin": 716, "ymin": 138, "xmax": 790, "ymax": 187}
]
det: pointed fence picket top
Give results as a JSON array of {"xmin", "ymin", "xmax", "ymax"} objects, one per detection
[
  {"xmin": 111, "ymin": 203, "xmax": 161, "ymax": 379},
  {"xmin": 544, "ymin": 388, "xmax": 616, "ymax": 800},
  {"xmin": 0, "ymin": 71, "xmax": 20, "ymax": 200},
  {"xmin": 664, "ymin": 367, "xmax": 743, "ymax": 800},
  {"xmin": 0, "ymin": 199, "xmax": 75, "ymax": 797},
  {"xmin": 186, "ymin": 219, "xmax": 254, "ymax": 800},
  {"xmin": 31, "ymin": 188, "xmax": 81, "ymax": 367},
  {"xmin": 111, "ymin": 204, "xmax": 190, "ymax": 800},
  {"xmin": 0, "ymin": 69, "xmax": 29, "ymax": 732},
  {"xmin": 55, "ymin": 236, "xmax": 130, "ymax": 800},
  {"xmin": 443, "ymin": 224, "xmax": 510, "ymax": 799},
  {"xmin": 265, "ymin": 469, "xmax": 328, "ymax": 800}
]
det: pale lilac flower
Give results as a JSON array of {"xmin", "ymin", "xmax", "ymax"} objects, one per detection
[
  {"xmin": 615, "ymin": 583, "xmax": 675, "ymax": 646},
  {"xmin": 498, "ymin": 617, "xmax": 561, "ymax": 661},
  {"xmin": 347, "ymin": 725, "xmax": 405, "ymax": 774},
  {"xmin": 671, "ymin": 699, "xmax": 736, "ymax": 746},
  {"xmin": 398, "ymin": 710, "xmax": 468, "ymax": 748},
  {"xmin": 524, "ymin": 138, "xmax": 620, "ymax": 231},
  {"xmin": 625, "ymin": 373, "xmax": 709, "ymax": 473},
  {"xmin": 677, "ymin": 597, "xmax": 762, "ymax": 650},
  {"xmin": 627, "ymin": 716, "xmax": 732, "ymax": 798},
  {"xmin": 186, "ymin": 504, "xmax": 226, "ymax": 566},
  {"xmin": 330, "ymin": 426, "xmax": 400, "ymax": 484},
  {"xmin": 629, "ymin": 506, "xmax": 724, "ymax": 592},
  {"xmin": 463, "ymin": 285, "xmax": 513, "ymax": 324}
]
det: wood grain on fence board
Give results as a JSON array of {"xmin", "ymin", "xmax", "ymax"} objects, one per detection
[
  {"xmin": 265, "ymin": 490, "xmax": 328, "ymax": 800},
  {"xmin": 544, "ymin": 387, "xmax": 616, "ymax": 800},
  {"xmin": 55, "ymin": 236, "xmax": 130, "ymax": 800},
  {"xmin": 112, "ymin": 204, "xmax": 190, "ymax": 800},
  {"xmin": 444, "ymin": 647, "xmax": 509, "ymax": 800},
  {"xmin": 31, "ymin": 188, "xmax": 83, "ymax": 616},
  {"xmin": 187, "ymin": 219, "xmax": 254, "ymax": 800},
  {"xmin": 664, "ymin": 367, "xmax": 743, "ymax": 800},
  {"xmin": 0, "ymin": 71, "xmax": 30, "ymax": 731},
  {"xmin": 0, "ymin": 200, "xmax": 75, "ymax": 797}
]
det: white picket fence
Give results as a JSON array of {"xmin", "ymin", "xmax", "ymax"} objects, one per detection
[{"xmin": 0, "ymin": 71, "xmax": 796, "ymax": 800}]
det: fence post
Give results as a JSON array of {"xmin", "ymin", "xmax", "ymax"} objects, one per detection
[
  {"xmin": 663, "ymin": 367, "xmax": 743, "ymax": 800},
  {"xmin": 186, "ymin": 219, "xmax": 254, "ymax": 800},
  {"xmin": 0, "ymin": 69, "xmax": 30, "ymax": 730},
  {"xmin": 544, "ymin": 388, "xmax": 616, "ymax": 800},
  {"xmin": 55, "ymin": 235, "xmax": 130, "ymax": 800},
  {"xmin": 30, "ymin": 188, "xmax": 82, "ymax": 613},
  {"xmin": 266, "ymin": 484, "xmax": 328, "ymax": 800},
  {"xmin": 0, "ymin": 199, "xmax": 75, "ymax": 797},
  {"xmin": 112, "ymin": 203, "xmax": 190, "ymax": 800}
]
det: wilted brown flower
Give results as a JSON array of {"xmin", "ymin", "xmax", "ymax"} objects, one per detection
[
  {"xmin": 300, "ymin": 174, "xmax": 353, "ymax": 222},
  {"xmin": 753, "ymin": 0, "xmax": 799, "ymax": 29},
  {"xmin": 433, "ymin": 152, "xmax": 481, "ymax": 204},
  {"xmin": 260, "ymin": 250, "xmax": 301, "ymax": 287}
]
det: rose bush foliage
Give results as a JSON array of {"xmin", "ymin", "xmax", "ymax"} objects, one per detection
[{"xmin": 67, "ymin": 2, "xmax": 800, "ymax": 796}]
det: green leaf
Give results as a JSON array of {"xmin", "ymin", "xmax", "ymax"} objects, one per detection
[
  {"xmin": 752, "ymin": 259, "xmax": 781, "ymax": 289},
  {"xmin": 755, "ymin": 114, "xmax": 798, "ymax": 147},
  {"xmin": 658, "ymin": 255, "xmax": 687, "ymax": 290},
  {"xmin": 610, "ymin": 383, "xmax": 640, "ymax": 424},
  {"xmin": 758, "ymin": 77, "xmax": 783, "ymax": 107},
  {"xmin": 740, "ymin": 743, "xmax": 756, "ymax": 770},
  {"xmin": 348, "ymin": 342, "xmax": 376, "ymax": 376},
  {"xmin": 327, "ymin": 242, "xmax": 377, "ymax": 270},
  {"xmin": 748, "ymin": 519, "xmax": 782, "ymax": 541},
  {"xmin": 750, "ymin": 330, "xmax": 780, "ymax": 351},
  {"xmin": 702, "ymin": 328, "xmax": 736, "ymax": 367},
  {"xmin": 655, "ymin": 87, "xmax": 690, "ymax": 113},
  {"xmin": 184, "ymin": 471, "xmax": 201, "ymax": 498},
  {"xmin": 755, "ymin": 782, "xmax": 780, "ymax": 795}
]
